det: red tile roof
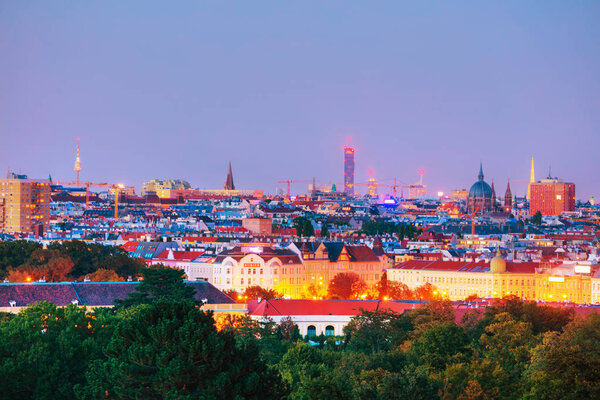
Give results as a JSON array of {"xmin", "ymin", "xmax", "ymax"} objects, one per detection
[
  {"xmin": 153, "ymin": 250, "xmax": 204, "ymax": 261},
  {"xmin": 182, "ymin": 236, "xmax": 218, "ymax": 243},
  {"xmin": 393, "ymin": 260, "xmax": 539, "ymax": 274},
  {"xmin": 121, "ymin": 241, "xmax": 139, "ymax": 252},
  {"xmin": 248, "ymin": 299, "xmax": 419, "ymax": 316}
]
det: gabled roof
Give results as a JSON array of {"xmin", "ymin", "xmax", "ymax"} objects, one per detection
[
  {"xmin": 153, "ymin": 250, "xmax": 204, "ymax": 262},
  {"xmin": 345, "ymin": 245, "xmax": 380, "ymax": 262}
]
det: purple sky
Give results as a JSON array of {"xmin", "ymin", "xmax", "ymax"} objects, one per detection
[{"xmin": 1, "ymin": 2, "xmax": 599, "ymax": 200}]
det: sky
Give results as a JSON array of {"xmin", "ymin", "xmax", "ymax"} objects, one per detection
[{"xmin": 1, "ymin": 1, "xmax": 599, "ymax": 200}]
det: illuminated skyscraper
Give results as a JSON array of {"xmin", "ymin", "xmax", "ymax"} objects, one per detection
[
  {"xmin": 343, "ymin": 146, "xmax": 355, "ymax": 195},
  {"xmin": 530, "ymin": 174, "xmax": 575, "ymax": 216},
  {"xmin": 367, "ymin": 170, "xmax": 377, "ymax": 198}
]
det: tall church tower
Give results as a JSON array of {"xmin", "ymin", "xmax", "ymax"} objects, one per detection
[
  {"xmin": 223, "ymin": 161, "xmax": 235, "ymax": 190},
  {"xmin": 504, "ymin": 180, "xmax": 513, "ymax": 213}
]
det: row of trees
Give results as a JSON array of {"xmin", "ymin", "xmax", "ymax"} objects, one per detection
[
  {"xmin": 0, "ymin": 266, "xmax": 597, "ymax": 399},
  {"xmin": 223, "ymin": 272, "xmax": 440, "ymax": 303},
  {"xmin": 0, "ymin": 240, "xmax": 144, "ymax": 282},
  {"xmin": 360, "ymin": 221, "xmax": 420, "ymax": 239},
  {"xmin": 325, "ymin": 271, "xmax": 440, "ymax": 301}
]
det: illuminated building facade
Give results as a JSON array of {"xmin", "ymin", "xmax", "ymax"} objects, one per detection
[
  {"xmin": 529, "ymin": 177, "xmax": 575, "ymax": 216},
  {"xmin": 367, "ymin": 170, "xmax": 377, "ymax": 198},
  {"xmin": 298, "ymin": 242, "xmax": 384, "ymax": 298},
  {"xmin": 0, "ymin": 174, "xmax": 51, "ymax": 234},
  {"xmin": 142, "ymin": 179, "xmax": 191, "ymax": 197},
  {"xmin": 343, "ymin": 146, "xmax": 355, "ymax": 195},
  {"xmin": 206, "ymin": 246, "xmax": 305, "ymax": 297},
  {"xmin": 388, "ymin": 256, "xmax": 597, "ymax": 304}
]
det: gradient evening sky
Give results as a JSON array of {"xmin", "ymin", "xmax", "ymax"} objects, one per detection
[{"xmin": 1, "ymin": 1, "xmax": 599, "ymax": 199}]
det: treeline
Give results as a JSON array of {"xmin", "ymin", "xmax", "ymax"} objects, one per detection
[
  {"xmin": 0, "ymin": 240, "xmax": 144, "ymax": 282},
  {"xmin": 1, "ymin": 267, "xmax": 597, "ymax": 399},
  {"xmin": 226, "ymin": 272, "xmax": 440, "ymax": 303},
  {"xmin": 360, "ymin": 221, "xmax": 420, "ymax": 239}
]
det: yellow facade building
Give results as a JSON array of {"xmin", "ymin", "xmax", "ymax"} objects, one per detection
[
  {"xmin": 0, "ymin": 176, "xmax": 51, "ymax": 234},
  {"xmin": 389, "ymin": 254, "xmax": 598, "ymax": 304},
  {"xmin": 298, "ymin": 242, "xmax": 384, "ymax": 298}
]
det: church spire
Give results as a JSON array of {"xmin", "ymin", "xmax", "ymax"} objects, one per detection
[
  {"xmin": 223, "ymin": 161, "xmax": 235, "ymax": 190},
  {"xmin": 478, "ymin": 162, "xmax": 484, "ymax": 181}
]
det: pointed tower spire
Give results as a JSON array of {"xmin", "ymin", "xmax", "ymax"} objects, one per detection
[
  {"xmin": 478, "ymin": 162, "xmax": 484, "ymax": 181},
  {"xmin": 504, "ymin": 180, "xmax": 513, "ymax": 212},
  {"xmin": 527, "ymin": 157, "xmax": 535, "ymax": 200},
  {"xmin": 74, "ymin": 138, "xmax": 82, "ymax": 186},
  {"xmin": 223, "ymin": 161, "xmax": 235, "ymax": 190}
]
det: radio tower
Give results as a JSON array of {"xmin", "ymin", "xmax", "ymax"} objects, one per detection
[{"xmin": 74, "ymin": 138, "xmax": 82, "ymax": 186}]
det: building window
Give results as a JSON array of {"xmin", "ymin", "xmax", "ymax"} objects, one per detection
[
  {"xmin": 325, "ymin": 325, "xmax": 335, "ymax": 336},
  {"xmin": 307, "ymin": 325, "xmax": 316, "ymax": 338}
]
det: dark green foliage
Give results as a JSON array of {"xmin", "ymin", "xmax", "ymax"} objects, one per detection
[
  {"xmin": 523, "ymin": 313, "xmax": 600, "ymax": 400},
  {"xmin": 344, "ymin": 309, "xmax": 412, "ymax": 354},
  {"xmin": 531, "ymin": 210, "xmax": 543, "ymax": 225},
  {"xmin": 0, "ymin": 240, "xmax": 42, "ymax": 277},
  {"xmin": 360, "ymin": 221, "xmax": 419, "ymax": 239},
  {"xmin": 0, "ymin": 239, "xmax": 143, "ymax": 281},
  {"xmin": 320, "ymin": 223, "xmax": 330, "ymax": 237},
  {"xmin": 116, "ymin": 265, "xmax": 197, "ymax": 307},
  {"xmin": 478, "ymin": 295, "xmax": 574, "ymax": 335},
  {"xmin": 47, "ymin": 239, "xmax": 143, "ymax": 278},
  {"xmin": 292, "ymin": 217, "xmax": 315, "ymax": 237},
  {"xmin": 77, "ymin": 300, "xmax": 285, "ymax": 399},
  {"xmin": 0, "ymin": 293, "xmax": 596, "ymax": 400},
  {"xmin": 0, "ymin": 302, "xmax": 113, "ymax": 400},
  {"xmin": 410, "ymin": 322, "xmax": 472, "ymax": 372},
  {"xmin": 302, "ymin": 220, "xmax": 315, "ymax": 237}
]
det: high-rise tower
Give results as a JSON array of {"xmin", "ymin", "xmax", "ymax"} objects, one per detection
[
  {"xmin": 367, "ymin": 170, "xmax": 377, "ymax": 198},
  {"xmin": 74, "ymin": 138, "xmax": 82, "ymax": 186},
  {"xmin": 343, "ymin": 146, "xmax": 355, "ymax": 195},
  {"xmin": 527, "ymin": 157, "xmax": 535, "ymax": 200},
  {"xmin": 224, "ymin": 161, "xmax": 235, "ymax": 190}
]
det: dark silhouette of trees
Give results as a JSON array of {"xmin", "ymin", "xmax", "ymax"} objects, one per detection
[{"xmin": 116, "ymin": 265, "xmax": 196, "ymax": 307}]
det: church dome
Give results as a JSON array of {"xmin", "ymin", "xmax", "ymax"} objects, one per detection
[
  {"xmin": 490, "ymin": 250, "xmax": 506, "ymax": 273},
  {"xmin": 469, "ymin": 181, "xmax": 493, "ymax": 198},
  {"xmin": 468, "ymin": 163, "xmax": 493, "ymax": 199}
]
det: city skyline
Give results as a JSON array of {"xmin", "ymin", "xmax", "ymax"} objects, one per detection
[{"xmin": 1, "ymin": 2, "xmax": 599, "ymax": 199}]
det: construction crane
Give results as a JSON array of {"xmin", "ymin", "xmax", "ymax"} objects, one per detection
[
  {"xmin": 113, "ymin": 184, "xmax": 124, "ymax": 219},
  {"xmin": 330, "ymin": 178, "xmax": 402, "ymax": 198},
  {"xmin": 277, "ymin": 179, "xmax": 314, "ymax": 199},
  {"xmin": 470, "ymin": 208, "xmax": 479, "ymax": 237},
  {"xmin": 54, "ymin": 180, "xmax": 109, "ymax": 209}
]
